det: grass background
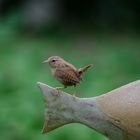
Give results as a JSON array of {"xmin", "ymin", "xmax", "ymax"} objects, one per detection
[{"xmin": 0, "ymin": 32, "xmax": 140, "ymax": 140}]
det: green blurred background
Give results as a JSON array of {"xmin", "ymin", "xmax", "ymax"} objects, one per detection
[{"xmin": 0, "ymin": 0, "xmax": 140, "ymax": 140}]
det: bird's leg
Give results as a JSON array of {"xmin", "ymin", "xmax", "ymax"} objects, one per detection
[
  {"xmin": 55, "ymin": 85, "xmax": 67, "ymax": 90},
  {"xmin": 55, "ymin": 87, "xmax": 65, "ymax": 90},
  {"xmin": 55, "ymin": 85, "xmax": 67, "ymax": 95},
  {"xmin": 72, "ymin": 85, "xmax": 77, "ymax": 96}
]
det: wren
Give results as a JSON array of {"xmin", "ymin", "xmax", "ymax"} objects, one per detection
[{"xmin": 43, "ymin": 56, "xmax": 92, "ymax": 93}]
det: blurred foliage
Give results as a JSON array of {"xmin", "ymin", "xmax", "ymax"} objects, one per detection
[
  {"xmin": 0, "ymin": 1, "xmax": 140, "ymax": 140},
  {"xmin": 0, "ymin": 0, "xmax": 140, "ymax": 32},
  {"xmin": 0, "ymin": 31, "xmax": 140, "ymax": 140}
]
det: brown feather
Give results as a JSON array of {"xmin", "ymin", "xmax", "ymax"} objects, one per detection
[
  {"xmin": 78, "ymin": 64, "xmax": 93, "ymax": 75},
  {"xmin": 54, "ymin": 67, "xmax": 81, "ymax": 87}
]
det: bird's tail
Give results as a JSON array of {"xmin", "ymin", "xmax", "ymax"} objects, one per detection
[{"xmin": 78, "ymin": 64, "xmax": 93, "ymax": 75}]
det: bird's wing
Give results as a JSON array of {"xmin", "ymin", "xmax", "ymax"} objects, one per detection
[{"xmin": 55, "ymin": 67, "xmax": 80, "ymax": 83}]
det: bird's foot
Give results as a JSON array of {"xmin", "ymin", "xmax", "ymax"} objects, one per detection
[
  {"xmin": 55, "ymin": 87, "xmax": 64, "ymax": 90},
  {"xmin": 72, "ymin": 93, "xmax": 76, "ymax": 96},
  {"xmin": 54, "ymin": 87, "xmax": 65, "ymax": 96}
]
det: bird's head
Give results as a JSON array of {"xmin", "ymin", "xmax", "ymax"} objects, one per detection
[{"xmin": 43, "ymin": 56, "xmax": 64, "ymax": 68}]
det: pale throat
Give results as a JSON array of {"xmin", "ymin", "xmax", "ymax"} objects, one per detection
[{"xmin": 50, "ymin": 68, "xmax": 56, "ymax": 75}]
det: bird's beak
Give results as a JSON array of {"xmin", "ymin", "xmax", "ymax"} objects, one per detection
[{"xmin": 42, "ymin": 59, "xmax": 49, "ymax": 63}]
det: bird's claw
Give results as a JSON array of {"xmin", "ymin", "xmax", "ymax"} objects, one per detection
[
  {"xmin": 54, "ymin": 87, "xmax": 64, "ymax": 96},
  {"xmin": 55, "ymin": 87, "xmax": 64, "ymax": 90}
]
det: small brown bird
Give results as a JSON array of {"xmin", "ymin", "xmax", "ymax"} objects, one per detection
[{"xmin": 43, "ymin": 56, "xmax": 92, "ymax": 93}]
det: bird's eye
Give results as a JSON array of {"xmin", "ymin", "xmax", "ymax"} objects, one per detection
[{"xmin": 52, "ymin": 59, "xmax": 55, "ymax": 62}]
